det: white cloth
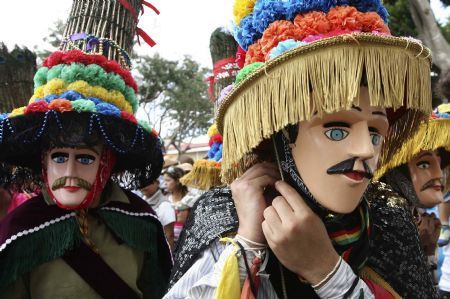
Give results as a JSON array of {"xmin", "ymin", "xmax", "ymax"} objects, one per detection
[
  {"xmin": 144, "ymin": 190, "xmax": 176, "ymax": 227},
  {"xmin": 164, "ymin": 239, "xmax": 374, "ymax": 298},
  {"xmin": 169, "ymin": 190, "xmax": 202, "ymax": 211},
  {"xmin": 440, "ymin": 243, "xmax": 450, "ymax": 291}
]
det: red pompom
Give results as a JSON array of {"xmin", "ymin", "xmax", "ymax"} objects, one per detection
[
  {"xmin": 209, "ymin": 133, "xmax": 223, "ymax": 146},
  {"xmin": 25, "ymin": 101, "xmax": 49, "ymax": 114},
  {"xmin": 121, "ymin": 111, "xmax": 137, "ymax": 124}
]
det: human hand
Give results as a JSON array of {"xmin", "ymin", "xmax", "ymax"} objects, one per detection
[
  {"xmin": 262, "ymin": 181, "xmax": 339, "ymax": 285},
  {"xmin": 418, "ymin": 212, "xmax": 441, "ymax": 256},
  {"xmin": 231, "ymin": 162, "xmax": 280, "ymax": 244}
]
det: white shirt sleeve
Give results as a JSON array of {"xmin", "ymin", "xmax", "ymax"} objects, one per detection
[
  {"xmin": 157, "ymin": 201, "xmax": 176, "ymax": 227},
  {"xmin": 314, "ymin": 260, "xmax": 374, "ymax": 299},
  {"xmin": 164, "ymin": 239, "xmax": 277, "ymax": 299}
]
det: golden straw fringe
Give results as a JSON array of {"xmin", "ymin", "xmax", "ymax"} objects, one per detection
[
  {"xmin": 219, "ymin": 41, "xmax": 431, "ymax": 183},
  {"xmin": 359, "ymin": 266, "xmax": 401, "ymax": 298},
  {"xmin": 180, "ymin": 160, "xmax": 223, "ymax": 190},
  {"xmin": 375, "ymin": 119, "xmax": 450, "ymax": 180}
]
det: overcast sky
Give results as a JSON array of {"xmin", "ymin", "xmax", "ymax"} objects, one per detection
[{"xmin": 1, "ymin": 0, "xmax": 449, "ymax": 68}]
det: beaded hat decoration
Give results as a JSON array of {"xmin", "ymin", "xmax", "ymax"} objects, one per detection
[
  {"xmin": 217, "ymin": 0, "xmax": 433, "ymax": 183},
  {"xmin": 0, "ymin": 0, "xmax": 162, "ymax": 187},
  {"xmin": 180, "ymin": 28, "xmax": 239, "ymax": 190},
  {"xmin": 375, "ymin": 104, "xmax": 450, "ymax": 186},
  {"xmin": 180, "ymin": 124, "xmax": 224, "ymax": 190}
]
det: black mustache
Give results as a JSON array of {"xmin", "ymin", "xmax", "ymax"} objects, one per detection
[
  {"xmin": 420, "ymin": 178, "xmax": 444, "ymax": 192},
  {"xmin": 327, "ymin": 158, "xmax": 373, "ymax": 179}
]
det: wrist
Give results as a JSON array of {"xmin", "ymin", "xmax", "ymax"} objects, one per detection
[
  {"xmin": 237, "ymin": 226, "xmax": 266, "ymax": 244},
  {"xmin": 304, "ymin": 253, "xmax": 340, "ymax": 285}
]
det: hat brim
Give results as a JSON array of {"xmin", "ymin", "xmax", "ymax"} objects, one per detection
[
  {"xmin": 217, "ymin": 33, "xmax": 432, "ymax": 183},
  {"xmin": 0, "ymin": 111, "xmax": 163, "ymax": 182}
]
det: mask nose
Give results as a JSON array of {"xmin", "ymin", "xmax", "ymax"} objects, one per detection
[{"xmin": 349, "ymin": 122, "xmax": 376, "ymax": 162}]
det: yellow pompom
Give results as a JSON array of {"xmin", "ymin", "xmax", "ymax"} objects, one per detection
[
  {"xmin": 31, "ymin": 86, "xmax": 45, "ymax": 102},
  {"xmin": 44, "ymin": 78, "xmax": 66, "ymax": 96},
  {"xmin": 108, "ymin": 90, "xmax": 132, "ymax": 113},
  {"xmin": 208, "ymin": 124, "xmax": 219, "ymax": 137},
  {"xmin": 438, "ymin": 104, "xmax": 450, "ymax": 114},
  {"xmin": 233, "ymin": 0, "xmax": 256, "ymax": 25},
  {"xmin": 9, "ymin": 106, "xmax": 26, "ymax": 118},
  {"xmin": 67, "ymin": 80, "xmax": 91, "ymax": 96}
]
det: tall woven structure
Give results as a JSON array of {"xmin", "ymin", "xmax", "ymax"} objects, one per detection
[
  {"xmin": 208, "ymin": 28, "xmax": 239, "ymax": 106},
  {"xmin": 61, "ymin": 0, "xmax": 158, "ymax": 68},
  {"xmin": 0, "ymin": 44, "xmax": 36, "ymax": 112}
]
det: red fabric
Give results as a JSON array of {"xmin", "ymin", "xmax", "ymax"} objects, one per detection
[
  {"xmin": 43, "ymin": 50, "xmax": 138, "ymax": 93},
  {"xmin": 7, "ymin": 192, "xmax": 35, "ymax": 213},
  {"xmin": 42, "ymin": 148, "xmax": 117, "ymax": 210},
  {"xmin": 141, "ymin": 1, "xmax": 160, "ymax": 15},
  {"xmin": 205, "ymin": 75, "xmax": 215, "ymax": 101},
  {"xmin": 235, "ymin": 46, "xmax": 247, "ymax": 69},
  {"xmin": 363, "ymin": 278, "xmax": 396, "ymax": 299},
  {"xmin": 136, "ymin": 27, "xmax": 156, "ymax": 47},
  {"xmin": 118, "ymin": 0, "xmax": 138, "ymax": 22},
  {"xmin": 241, "ymin": 256, "xmax": 261, "ymax": 299}
]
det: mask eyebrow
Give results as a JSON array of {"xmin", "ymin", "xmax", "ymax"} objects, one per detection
[
  {"xmin": 372, "ymin": 111, "xmax": 387, "ymax": 118},
  {"xmin": 323, "ymin": 122, "xmax": 351, "ymax": 128},
  {"xmin": 351, "ymin": 105, "xmax": 362, "ymax": 112},
  {"xmin": 76, "ymin": 145, "xmax": 100, "ymax": 155},
  {"xmin": 417, "ymin": 152, "xmax": 433, "ymax": 159}
]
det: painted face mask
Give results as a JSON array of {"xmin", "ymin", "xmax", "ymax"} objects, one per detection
[
  {"xmin": 408, "ymin": 150, "xmax": 444, "ymax": 208},
  {"xmin": 291, "ymin": 87, "xmax": 389, "ymax": 214},
  {"xmin": 42, "ymin": 145, "xmax": 116, "ymax": 210}
]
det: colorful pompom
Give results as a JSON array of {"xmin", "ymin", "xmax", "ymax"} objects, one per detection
[
  {"xmin": 121, "ymin": 111, "xmax": 137, "ymax": 124},
  {"xmin": 96, "ymin": 102, "xmax": 121, "ymax": 117},
  {"xmin": 48, "ymin": 99, "xmax": 73, "ymax": 113},
  {"xmin": 235, "ymin": 62, "xmax": 264, "ymax": 84},
  {"xmin": 207, "ymin": 124, "xmax": 219, "ymax": 137},
  {"xmin": 268, "ymin": 39, "xmax": 306, "ymax": 60},
  {"xmin": 234, "ymin": 0, "xmax": 256, "ymax": 25},
  {"xmin": 25, "ymin": 101, "xmax": 49, "ymax": 114},
  {"xmin": 72, "ymin": 99, "xmax": 96, "ymax": 113}
]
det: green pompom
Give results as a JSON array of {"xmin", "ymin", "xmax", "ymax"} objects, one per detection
[
  {"xmin": 235, "ymin": 62, "xmax": 264, "ymax": 84},
  {"xmin": 46, "ymin": 64, "xmax": 64, "ymax": 82},
  {"xmin": 72, "ymin": 99, "xmax": 96, "ymax": 113},
  {"xmin": 34, "ymin": 67, "xmax": 49, "ymax": 89},
  {"xmin": 84, "ymin": 64, "xmax": 108, "ymax": 86},
  {"xmin": 137, "ymin": 119, "xmax": 152, "ymax": 133},
  {"xmin": 104, "ymin": 73, "xmax": 126, "ymax": 92},
  {"xmin": 60, "ymin": 63, "xmax": 85, "ymax": 84},
  {"xmin": 124, "ymin": 86, "xmax": 138, "ymax": 113}
]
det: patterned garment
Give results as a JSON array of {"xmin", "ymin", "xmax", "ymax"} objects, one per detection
[
  {"xmin": 169, "ymin": 187, "xmax": 238, "ymax": 287},
  {"xmin": 366, "ymin": 181, "xmax": 438, "ymax": 298},
  {"xmin": 169, "ymin": 182, "xmax": 437, "ymax": 297}
]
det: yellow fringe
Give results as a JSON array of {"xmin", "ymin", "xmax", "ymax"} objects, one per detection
[
  {"xmin": 359, "ymin": 266, "xmax": 402, "ymax": 298},
  {"xmin": 374, "ymin": 119, "xmax": 450, "ymax": 180},
  {"xmin": 180, "ymin": 159, "xmax": 223, "ymax": 190},
  {"xmin": 217, "ymin": 34, "xmax": 432, "ymax": 183}
]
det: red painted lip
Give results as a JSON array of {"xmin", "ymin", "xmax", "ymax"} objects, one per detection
[
  {"xmin": 432, "ymin": 185, "xmax": 443, "ymax": 192},
  {"xmin": 343, "ymin": 171, "xmax": 365, "ymax": 182},
  {"xmin": 64, "ymin": 186, "xmax": 81, "ymax": 192}
]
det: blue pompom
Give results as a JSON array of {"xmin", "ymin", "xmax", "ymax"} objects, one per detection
[
  {"xmin": 208, "ymin": 142, "xmax": 221, "ymax": 159},
  {"xmin": 284, "ymin": 0, "xmax": 334, "ymax": 20},
  {"xmin": 235, "ymin": 15, "xmax": 262, "ymax": 50},
  {"xmin": 268, "ymin": 39, "xmax": 307, "ymax": 59},
  {"xmin": 59, "ymin": 90, "xmax": 83, "ymax": 101},
  {"xmin": 44, "ymin": 94, "xmax": 59, "ymax": 103},
  {"xmin": 213, "ymin": 144, "xmax": 223, "ymax": 161},
  {"xmin": 252, "ymin": 0, "xmax": 286, "ymax": 34},
  {"xmin": 0, "ymin": 113, "xmax": 9, "ymax": 121},
  {"xmin": 87, "ymin": 97, "xmax": 102, "ymax": 105},
  {"xmin": 96, "ymin": 102, "xmax": 121, "ymax": 118}
]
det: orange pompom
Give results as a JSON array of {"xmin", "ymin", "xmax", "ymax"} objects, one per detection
[
  {"xmin": 327, "ymin": 6, "xmax": 362, "ymax": 31},
  {"xmin": 48, "ymin": 99, "xmax": 73, "ymax": 113},
  {"xmin": 245, "ymin": 41, "xmax": 265, "ymax": 65},
  {"xmin": 294, "ymin": 11, "xmax": 331, "ymax": 37},
  {"xmin": 357, "ymin": 12, "xmax": 390, "ymax": 34},
  {"xmin": 259, "ymin": 20, "xmax": 301, "ymax": 56}
]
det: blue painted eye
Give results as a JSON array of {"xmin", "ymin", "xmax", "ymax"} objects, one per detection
[
  {"xmin": 371, "ymin": 133, "xmax": 381, "ymax": 146},
  {"xmin": 76, "ymin": 154, "xmax": 95, "ymax": 165},
  {"xmin": 324, "ymin": 129, "xmax": 349, "ymax": 141},
  {"xmin": 51, "ymin": 153, "xmax": 69, "ymax": 164}
]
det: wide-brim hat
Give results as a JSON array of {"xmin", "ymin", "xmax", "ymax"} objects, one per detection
[
  {"xmin": 181, "ymin": 124, "xmax": 224, "ymax": 190},
  {"xmin": 375, "ymin": 104, "xmax": 450, "ymax": 189},
  {"xmin": 0, "ymin": 49, "xmax": 163, "ymax": 185},
  {"xmin": 217, "ymin": 1, "xmax": 432, "ymax": 183}
]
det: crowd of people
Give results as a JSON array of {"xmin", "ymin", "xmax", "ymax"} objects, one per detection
[{"xmin": 1, "ymin": 0, "xmax": 450, "ymax": 298}]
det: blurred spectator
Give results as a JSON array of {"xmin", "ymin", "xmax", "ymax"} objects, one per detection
[{"xmin": 140, "ymin": 179, "xmax": 176, "ymax": 251}]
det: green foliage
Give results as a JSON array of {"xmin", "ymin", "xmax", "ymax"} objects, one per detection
[
  {"xmin": 384, "ymin": 0, "xmax": 417, "ymax": 37},
  {"xmin": 136, "ymin": 55, "xmax": 213, "ymax": 153}
]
